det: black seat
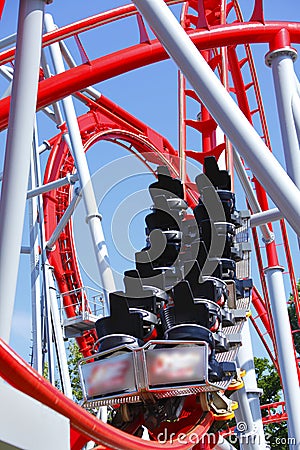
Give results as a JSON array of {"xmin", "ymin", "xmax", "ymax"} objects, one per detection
[
  {"xmin": 95, "ymin": 293, "xmax": 144, "ymax": 340},
  {"xmin": 123, "ymin": 269, "xmax": 159, "ymax": 313},
  {"xmin": 203, "ymin": 156, "xmax": 231, "ymax": 191},
  {"xmin": 149, "ymin": 166, "xmax": 184, "ymax": 201}
]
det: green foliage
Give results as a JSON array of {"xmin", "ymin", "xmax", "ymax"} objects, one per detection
[
  {"xmin": 264, "ymin": 422, "xmax": 289, "ymax": 450},
  {"xmin": 43, "ymin": 361, "xmax": 48, "ymax": 380},
  {"xmin": 67, "ymin": 339, "xmax": 84, "ymax": 402},
  {"xmin": 42, "ymin": 341, "xmax": 83, "ymax": 402},
  {"xmin": 253, "ymin": 356, "xmax": 288, "ymax": 449},
  {"xmin": 253, "ymin": 357, "xmax": 282, "ymax": 406},
  {"xmin": 288, "ymin": 279, "xmax": 300, "ymax": 356}
]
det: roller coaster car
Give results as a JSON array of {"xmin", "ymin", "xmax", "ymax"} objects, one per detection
[
  {"xmin": 78, "ymin": 161, "xmax": 247, "ymax": 420},
  {"xmin": 79, "ymin": 293, "xmax": 237, "ymax": 408}
]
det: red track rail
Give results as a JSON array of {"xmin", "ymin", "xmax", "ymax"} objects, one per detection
[
  {"xmin": 1, "ymin": 1, "xmax": 299, "ymax": 448},
  {"xmin": 0, "ymin": 338, "xmax": 214, "ymax": 450},
  {"xmin": 0, "ymin": 22, "xmax": 300, "ymax": 131}
]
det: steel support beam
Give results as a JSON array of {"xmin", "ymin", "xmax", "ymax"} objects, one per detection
[
  {"xmin": 131, "ymin": 3, "xmax": 300, "ymax": 446},
  {"xmin": 0, "ymin": 0, "xmax": 45, "ymax": 342},
  {"xmin": 233, "ymin": 320, "xmax": 267, "ymax": 450},
  {"xmin": 232, "ymin": 384, "xmax": 261, "ymax": 450},
  {"xmin": 131, "ymin": 0, "xmax": 300, "ymax": 238},
  {"xmin": 27, "ymin": 172, "xmax": 79, "ymax": 199},
  {"xmin": 29, "ymin": 148, "xmax": 43, "ymax": 374},
  {"xmin": 292, "ymin": 93, "xmax": 300, "ymax": 144},
  {"xmin": 38, "ymin": 140, "xmax": 51, "ymax": 154},
  {"xmin": 265, "ymin": 266, "xmax": 300, "ymax": 448},
  {"xmin": 266, "ymin": 41, "xmax": 300, "ymax": 190},
  {"xmin": 178, "ymin": 70, "xmax": 186, "ymax": 185},
  {"xmin": 250, "ymin": 208, "xmax": 283, "ymax": 228},
  {"xmin": 0, "ymin": 33, "xmax": 17, "ymax": 50},
  {"xmin": 44, "ymin": 14, "xmax": 116, "ymax": 312},
  {"xmin": 47, "ymin": 266, "xmax": 73, "ymax": 399}
]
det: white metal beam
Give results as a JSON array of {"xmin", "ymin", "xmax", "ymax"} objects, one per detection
[
  {"xmin": 0, "ymin": 0, "xmax": 45, "ymax": 342},
  {"xmin": 44, "ymin": 14, "xmax": 116, "ymax": 313}
]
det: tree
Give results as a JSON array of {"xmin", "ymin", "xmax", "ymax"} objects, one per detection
[
  {"xmin": 288, "ymin": 279, "xmax": 300, "ymax": 356},
  {"xmin": 254, "ymin": 357, "xmax": 282, "ymax": 406},
  {"xmin": 67, "ymin": 339, "xmax": 84, "ymax": 402}
]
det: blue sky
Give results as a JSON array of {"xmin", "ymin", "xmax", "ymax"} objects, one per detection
[{"xmin": 0, "ymin": 1, "xmax": 299, "ymax": 362}]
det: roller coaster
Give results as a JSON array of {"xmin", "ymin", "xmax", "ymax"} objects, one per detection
[{"xmin": 0, "ymin": 0, "xmax": 300, "ymax": 449}]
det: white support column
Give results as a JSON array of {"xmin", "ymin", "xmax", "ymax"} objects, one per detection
[
  {"xmin": 233, "ymin": 384, "xmax": 261, "ymax": 450},
  {"xmin": 266, "ymin": 45, "xmax": 300, "ymax": 190},
  {"xmin": 265, "ymin": 266, "xmax": 300, "ymax": 448},
  {"xmin": 0, "ymin": 0, "xmax": 45, "ymax": 342},
  {"xmin": 234, "ymin": 320, "xmax": 268, "ymax": 450},
  {"xmin": 292, "ymin": 93, "xmax": 300, "ymax": 143},
  {"xmin": 43, "ymin": 268, "xmax": 56, "ymax": 384},
  {"xmin": 131, "ymin": 0, "xmax": 300, "ymax": 238},
  {"xmin": 30, "ymin": 119, "xmax": 57, "ymax": 386},
  {"xmin": 178, "ymin": 70, "xmax": 186, "ymax": 184},
  {"xmin": 29, "ymin": 153, "xmax": 43, "ymax": 374},
  {"xmin": 44, "ymin": 14, "xmax": 115, "ymax": 313},
  {"xmin": 47, "ymin": 266, "xmax": 73, "ymax": 399}
]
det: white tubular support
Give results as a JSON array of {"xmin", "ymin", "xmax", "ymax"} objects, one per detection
[
  {"xmin": 29, "ymin": 153, "xmax": 43, "ymax": 374},
  {"xmin": 233, "ymin": 150, "xmax": 274, "ymax": 243},
  {"xmin": 292, "ymin": 93, "xmax": 300, "ymax": 144},
  {"xmin": 0, "ymin": 65, "xmax": 13, "ymax": 82},
  {"xmin": 266, "ymin": 47, "xmax": 300, "ymax": 190},
  {"xmin": 232, "ymin": 384, "xmax": 262, "ymax": 450},
  {"xmin": 0, "ymin": 33, "xmax": 17, "ymax": 50},
  {"xmin": 250, "ymin": 208, "xmax": 283, "ymax": 228},
  {"xmin": 47, "ymin": 266, "xmax": 73, "ymax": 399},
  {"xmin": 235, "ymin": 320, "xmax": 267, "ymax": 450},
  {"xmin": 44, "ymin": 14, "xmax": 116, "ymax": 313},
  {"xmin": 0, "ymin": 0, "xmax": 45, "ymax": 342},
  {"xmin": 27, "ymin": 173, "xmax": 79, "ymax": 199},
  {"xmin": 265, "ymin": 266, "xmax": 300, "ymax": 448},
  {"xmin": 46, "ymin": 188, "xmax": 82, "ymax": 251},
  {"xmin": 131, "ymin": 0, "xmax": 300, "ymax": 237},
  {"xmin": 178, "ymin": 70, "xmax": 186, "ymax": 184},
  {"xmin": 38, "ymin": 141, "xmax": 51, "ymax": 154}
]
